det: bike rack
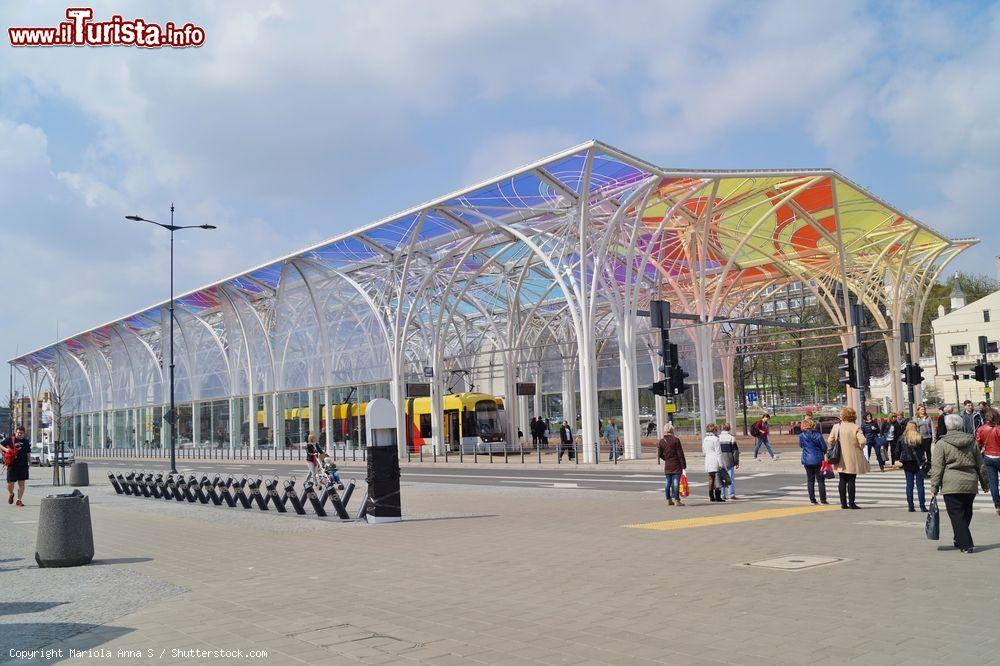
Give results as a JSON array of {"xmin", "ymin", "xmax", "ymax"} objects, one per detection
[
  {"xmin": 215, "ymin": 475, "xmax": 237, "ymax": 507},
  {"xmin": 247, "ymin": 477, "xmax": 269, "ymax": 511},
  {"xmin": 231, "ymin": 477, "xmax": 254, "ymax": 509},
  {"xmin": 186, "ymin": 475, "xmax": 209, "ymax": 504},
  {"xmin": 298, "ymin": 481, "xmax": 327, "ymax": 517},
  {"xmin": 261, "ymin": 477, "xmax": 287, "ymax": 513},
  {"xmin": 317, "ymin": 480, "xmax": 351, "ymax": 519},
  {"xmin": 282, "ymin": 479, "xmax": 307, "ymax": 515},
  {"xmin": 200, "ymin": 475, "xmax": 222, "ymax": 505},
  {"xmin": 108, "ymin": 472, "xmax": 125, "ymax": 494}
]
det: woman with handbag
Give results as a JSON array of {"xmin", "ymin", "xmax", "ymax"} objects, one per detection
[
  {"xmin": 931, "ymin": 413, "xmax": 990, "ymax": 553},
  {"xmin": 718, "ymin": 424, "xmax": 740, "ymax": 500},
  {"xmin": 799, "ymin": 418, "xmax": 829, "ymax": 504},
  {"xmin": 702, "ymin": 423, "xmax": 725, "ymax": 502},
  {"xmin": 900, "ymin": 421, "xmax": 928, "ymax": 512},
  {"xmin": 828, "ymin": 407, "xmax": 869, "ymax": 509}
]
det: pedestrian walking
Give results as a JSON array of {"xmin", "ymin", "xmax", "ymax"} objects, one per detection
[
  {"xmin": 861, "ymin": 412, "xmax": 885, "ymax": 472},
  {"xmin": 881, "ymin": 412, "xmax": 903, "ymax": 466},
  {"xmin": 304, "ymin": 434, "xmax": 321, "ymax": 483},
  {"xmin": 751, "ymin": 413, "xmax": 777, "ymax": 461},
  {"xmin": 703, "ymin": 423, "xmax": 726, "ymax": 502},
  {"xmin": 1, "ymin": 426, "xmax": 30, "ymax": 507},
  {"xmin": 914, "ymin": 405, "xmax": 934, "ymax": 461},
  {"xmin": 936, "ymin": 405, "xmax": 952, "ymax": 441},
  {"xmin": 900, "ymin": 421, "xmax": 928, "ymax": 512},
  {"xmin": 930, "ymin": 413, "xmax": 990, "ymax": 553},
  {"xmin": 799, "ymin": 418, "xmax": 828, "ymax": 504},
  {"xmin": 604, "ymin": 419, "xmax": 620, "ymax": 461},
  {"xmin": 718, "ymin": 423, "xmax": 740, "ymax": 500},
  {"xmin": 657, "ymin": 423, "xmax": 686, "ymax": 506},
  {"xmin": 961, "ymin": 400, "xmax": 982, "ymax": 435},
  {"xmin": 828, "ymin": 407, "xmax": 869, "ymax": 509},
  {"xmin": 974, "ymin": 408, "xmax": 1000, "ymax": 517},
  {"xmin": 557, "ymin": 421, "xmax": 575, "ymax": 462}
]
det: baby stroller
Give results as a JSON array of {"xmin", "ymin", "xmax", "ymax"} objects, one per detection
[{"xmin": 313, "ymin": 456, "xmax": 345, "ymax": 491}]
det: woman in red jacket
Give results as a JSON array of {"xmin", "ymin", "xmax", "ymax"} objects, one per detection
[
  {"xmin": 657, "ymin": 423, "xmax": 687, "ymax": 506},
  {"xmin": 975, "ymin": 408, "xmax": 1000, "ymax": 516}
]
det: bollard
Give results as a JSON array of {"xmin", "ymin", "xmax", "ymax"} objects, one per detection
[
  {"xmin": 215, "ymin": 476, "xmax": 237, "ymax": 507},
  {"xmin": 108, "ymin": 472, "xmax": 124, "ymax": 494},
  {"xmin": 69, "ymin": 462, "xmax": 90, "ymax": 487},
  {"xmin": 135, "ymin": 472, "xmax": 153, "ymax": 497},
  {"xmin": 200, "ymin": 475, "xmax": 222, "ymax": 505},
  {"xmin": 300, "ymin": 482, "xmax": 327, "ymax": 517},
  {"xmin": 231, "ymin": 477, "xmax": 253, "ymax": 509},
  {"xmin": 340, "ymin": 479, "xmax": 356, "ymax": 508},
  {"xmin": 282, "ymin": 479, "xmax": 306, "ymax": 515},
  {"xmin": 146, "ymin": 473, "xmax": 162, "ymax": 498},
  {"xmin": 262, "ymin": 477, "xmax": 287, "ymax": 512},
  {"xmin": 186, "ymin": 475, "xmax": 209, "ymax": 504},
  {"xmin": 364, "ymin": 445, "xmax": 401, "ymax": 524},
  {"xmin": 317, "ymin": 483, "xmax": 350, "ymax": 519},
  {"xmin": 247, "ymin": 477, "xmax": 269, "ymax": 510},
  {"xmin": 35, "ymin": 490, "xmax": 94, "ymax": 568},
  {"xmin": 117, "ymin": 473, "xmax": 134, "ymax": 496},
  {"xmin": 172, "ymin": 475, "xmax": 193, "ymax": 502}
]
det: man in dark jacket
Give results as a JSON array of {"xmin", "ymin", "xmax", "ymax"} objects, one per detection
[
  {"xmin": 657, "ymin": 424, "xmax": 687, "ymax": 506},
  {"xmin": 2, "ymin": 426, "xmax": 31, "ymax": 507},
  {"xmin": 557, "ymin": 421, "xmax": 574, "ymax": 462},
  {"xmin": 882, "ymin": 413, "xmax": 903, "ymax": 465},
  {"xmin": 936, "ymin": 405, "xmax": 952, "ymax": 442}
]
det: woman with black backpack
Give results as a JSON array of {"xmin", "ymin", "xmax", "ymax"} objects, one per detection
[{"xmin": 900, "ymin": 421, "xmax": 928, "ymax": 512}]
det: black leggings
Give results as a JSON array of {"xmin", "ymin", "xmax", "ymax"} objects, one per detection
[{"xmin": 838, "ymin": 473, "xmax": 857, "ymax": 507}]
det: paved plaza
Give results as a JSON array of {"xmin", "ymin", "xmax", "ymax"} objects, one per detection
[{"xmin": 2, "ymin": 462, "xmax": 999, "ymax": 665}]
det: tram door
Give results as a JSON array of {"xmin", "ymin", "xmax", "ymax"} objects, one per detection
[{"xmin": 443, "ymin": 410, "xmax": 461, "ymax": 451}]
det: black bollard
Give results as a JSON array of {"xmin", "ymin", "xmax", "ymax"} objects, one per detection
[
  {"xmin": 116, "ymin": 473, "xmax": 133, "ymax": 496},
  {"xmin": 282, "ymin": 479, "xmax": 306, "ymax": 515},
  {"xmin": 124, "ymin": 472, "xmax": 141, "ymax": 496},
  {"xmin": 262, "ymin": 477, "xmax": 287, "ymax": 513},
  {"xmin": 318, "ymin": 483, "xmax": 350, "ymax": 519},
  {"xmin": 157, "ymin": 473, "xmax": 175, "ymax": 500},
  {"xmin": 231, "ymin": 477, "xmax": 253, "ymax": 509},
  {"xmin": 187, "ymin": 475, "xmax": 209, "ymax": 504},
  {"xmin": 145, "ymin": 473, "xmax": 162, "ymax": 498},
  {"xmin": 172, "ymin": 475, "xmax": 191, "ymax": 502},
  {"xmin": 300, "ymin": 482, "xmax": 327, "ymax": 517},
  {"xmin": 341, "ymin": 479, "xmax": 356, "ymax": 509},
  {"xmin": 364, "ymin": 445, "xmax": 402, "ymax": 523},
  {"xmin": 201, "ymin": 476, "xmax": 222, "ymax": 505},
  {"xmin": 247, "ymin": 477, "xmax": 268, "ymax": 511},
  {"xmin": 108, "ymin": 472, "xmax": 125, "ymax": 494},
  {"xmin": 135, "ymin": 472, "xmax": 152, "ymax": 498},
  {"xmin": 215, "ymin": 476, "xmax": 237, "ymax": 507}
]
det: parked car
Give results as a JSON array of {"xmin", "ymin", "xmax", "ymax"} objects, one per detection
[
  {"xmin": 46, "ymin": 446, "xmax": 75, "ymax": 466},
  {"xmin": 815, "ymin": 415, "xmax": 840, "ymax": 434},
  {"xmin": 30, "ymin": 446, "xmax": 48, "ymax": 466}
]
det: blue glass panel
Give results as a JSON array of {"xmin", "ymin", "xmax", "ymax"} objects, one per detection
[
  {"xmin": 247, "ymin": 264, "xmax": 282, "ymax": 289},
  {"xmin": 306, "ymin": 237, "xmax": 379, "ymax": 269}
]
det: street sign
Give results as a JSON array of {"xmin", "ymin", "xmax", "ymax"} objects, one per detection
[
  {"xmin": 746, "ymin": 391, "xmax": 758, "ymax": 402},
  {"xmin": 405, "ymin": 383, "xmax": 431, "ymax": 397},
  {"xmin": 515, "ymin": 382, "xmax": 536, "ymax": 396},
  {"xmin": 663, "ymin": 403, "xmax": 677, "ymax": 414}
]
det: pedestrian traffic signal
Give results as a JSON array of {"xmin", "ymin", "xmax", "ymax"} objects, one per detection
[
  {"xmin": 973, "ymin": 361, "xmax": 998, "ymax": 383},
  {"xmin": 650, "ymin": 380, "xmax": 668, "ymax": 397},
  {"xmin": 670, "ymin": 365, "xmax": 691, "ymax": 394},
  {"xmin": 838, "ymin": 346, "xmax": 859, "ymax": 389},
  {"xmin": 902, "ymin": 363, "xmax": 924, "ymax": 386}
]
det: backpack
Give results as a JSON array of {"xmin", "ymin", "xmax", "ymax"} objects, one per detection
[
  {"xmin": 750, "ymin": 421, "xmax": 761, "ymax": 437},
  {"xmin": 3, "ymin": 443, "xmax": 17, "ymax": 466}
]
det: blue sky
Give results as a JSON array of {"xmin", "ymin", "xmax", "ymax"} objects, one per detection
[{"xmin": 2, "ymin": 0, "xmax": 999, "ymax": 371}]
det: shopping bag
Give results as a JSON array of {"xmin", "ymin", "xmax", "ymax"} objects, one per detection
[
  {"xmin": 819, "ymin": 460, "xmax": 835, "ymax": 480},
  {"xmin": 925, "ymin": 496, "xmax": 940, "ymax": 541},
  {"xmin": 679, "ymin": 473, "xmax": 690, "ymax": 498},
  {"xmin": 717, "ymin": 467, "xmax": 731, "ymax": 487}
]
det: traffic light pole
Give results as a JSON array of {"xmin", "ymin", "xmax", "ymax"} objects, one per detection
[
  {"xmin": 851, "ymin": 303, "xmax": 867, "ymax": 416},
  {"xmin": 659, "ymin": 327, "xmax": 674, "ymax": 424}
]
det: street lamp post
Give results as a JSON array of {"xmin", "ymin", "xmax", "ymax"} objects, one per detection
[
  {"xmin": 126, "ymin": 206, "xmax": 216, "ymax": 474},
  {"xmin": 951, "ymin": 360, "xmax": 960, "ymax": 407}
]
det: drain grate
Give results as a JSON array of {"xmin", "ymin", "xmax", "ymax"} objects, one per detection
[
  {"xmin": 291, "ymin": 623, "xmax": 422, "ymax": 655},
  {"xmin": 742, "ymin": 554, "xmax": 849, "ymax": 571}
]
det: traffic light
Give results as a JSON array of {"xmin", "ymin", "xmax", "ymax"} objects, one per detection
[
  {"xmin": 650, "ymin": 380, "xmax": 669, "ymax": 397},
  {"xmin": 987, "ymin": 364, "xmax": 999, "ymax": 383},
  {"xmin": 838, "ymin": 346, "xmax": 859, "ymax": 389},
  {"xmin": 973, "ymin": 362, "xmax": 986, "ymax": 383},
  {"xmin": 670, "ymin": 365, "xmax": 691, "ymax": 394},
  {"xmin": 902, "ymin": 363, "xmax": 924, "ymax": 385}
]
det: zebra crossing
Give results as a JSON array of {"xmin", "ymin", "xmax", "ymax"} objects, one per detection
[{"xmin": 741, "ymin": 470, "xmax": 998, "ymax": 513}]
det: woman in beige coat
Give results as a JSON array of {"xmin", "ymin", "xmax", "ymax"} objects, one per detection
[{"xmin": 827, "ymin": 407, "xmax": 869, "ymax": 509}]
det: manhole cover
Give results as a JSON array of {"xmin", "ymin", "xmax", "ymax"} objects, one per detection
[{"xmin": 742, "ymin": 554, "xmax": 849, "ymax": 571}]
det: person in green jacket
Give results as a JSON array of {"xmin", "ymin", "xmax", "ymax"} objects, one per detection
[{"xmin": 930, "ymin": 414, "xmax": 990, "ymax": 553}]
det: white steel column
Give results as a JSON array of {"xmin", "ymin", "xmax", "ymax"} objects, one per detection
[
  {"xmin": 694, "ymin": 325, "xmax": 717, "ymax": 431},
  {"xmin": 562, "ymin": 359, "xmax": 578, "ymax": 430},
  {"xmin": 324, "ymin": 387, "xmax": 333, "ymax": 452},
  {"xmin": 503, "ymin": 353, "xmax": 520, "ymax": 453},
  {"xmin": 430, "ymin": 361, "xmax": 445, "ymax": 455},
  {"xmin": 271, "ymin": 392, "xmax": 283, "ymax": 449},
  {"xmin": 721, "ymin": 351, "xmax": 737, "ymax": 429},
  {"xmin": 617, "ymin": 316, "xmax": 642, "ymax": 460},
  {"xmin": 391, "ymin": 357, "xmax": 408, "ymax": 458},
  {"xmin": 533, "ymin": 371, "xmax": 543, "ymax": 421},
  {"xmin": 308, "ymin": 390, "xmax": 319, "ymax": 440},
  {"xmin": 884, "ymin": 333, "xmax": 902, "ymax": 412},
  {"xmin": 228, "ymin": 397, "xmax": 238, "ymax": 450},
  {"xmin": 192, "ymin": 401, "xmax": 202, "ymax": 446}
]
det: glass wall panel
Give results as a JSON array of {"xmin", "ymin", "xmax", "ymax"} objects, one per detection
[
  {"xmin": 177, "ymin": 403, "xmax": 193, "ymax": 447},
  {"xmin": 256, "ymin": 395, "xmax": 272, "ymax": 447},
  {"xmin": 209, "ymin": 400, "xmax": 229, "ymax": 448}
]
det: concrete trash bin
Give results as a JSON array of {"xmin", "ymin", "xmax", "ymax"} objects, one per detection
[
  {"xmin": 69, "ymin": 462, "xmax": 90, "ymax": 487},
  {"xmin": 35, "ymin": 490, "xmax": 95, "ymax": 568}
]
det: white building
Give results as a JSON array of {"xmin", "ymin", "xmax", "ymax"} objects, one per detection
[{"xmin": 930, "ymin": 280, "xmax": 1000, "ymax": 406}]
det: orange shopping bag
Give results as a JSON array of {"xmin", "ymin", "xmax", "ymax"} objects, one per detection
[{"xmin": 678, "ymin": 473, "xmax": 689, "ymax": 498}]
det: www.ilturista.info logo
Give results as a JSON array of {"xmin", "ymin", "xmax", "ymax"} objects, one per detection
[{"xmin": 8, "ymin": 8, "xmax": 205, "ymax": 48}]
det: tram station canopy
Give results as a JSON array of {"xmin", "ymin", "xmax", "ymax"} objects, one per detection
[{"xmin": 9, "ymin": 140, "xmax": 977, "ymax": 459}]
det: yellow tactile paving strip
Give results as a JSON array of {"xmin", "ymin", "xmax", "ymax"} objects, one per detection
[{"xmin": 624, "ymin": 504, "xmax": 840, "ymax": 531}]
